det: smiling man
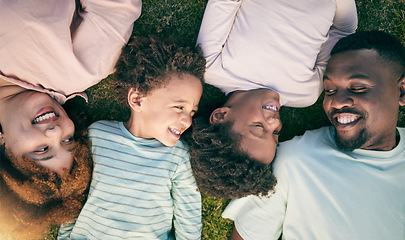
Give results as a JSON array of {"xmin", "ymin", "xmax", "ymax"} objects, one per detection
[{"xmin": 223, "ymin": 31, "xmax": 405, "ymax": 240}]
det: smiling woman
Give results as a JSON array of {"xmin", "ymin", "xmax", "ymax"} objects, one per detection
[{"xmin": 0, "ymin": 85, "xmax": 76, "ymax": 175}]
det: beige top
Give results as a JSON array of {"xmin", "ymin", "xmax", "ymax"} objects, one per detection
[{"xmin": 0, "ymin": 0, "xmax": 141, "ymax": 104}]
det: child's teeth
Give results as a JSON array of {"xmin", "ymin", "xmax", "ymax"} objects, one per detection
[
  {"xmin": 170, "ymin": 128, "xmax": 180, "ymax": 135},
  {"xmin": 262, "ymin": 105, "xmax": 278, "ymax": 111}
]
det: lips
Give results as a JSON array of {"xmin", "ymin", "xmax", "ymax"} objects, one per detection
[
  {"xmin": 169, "ymin": 127, "xmax": 181, "ymax": 139},
  {"xmin": 332, "ymin": 112, "xmax": 362, "ymax": 130},
  {"xmin": 32, "ymin": 107, "xmax": 59, "ymax": 124},
  {"xmin": 262, "ymin": 101, "xmax": 280, "ymax": 113}
]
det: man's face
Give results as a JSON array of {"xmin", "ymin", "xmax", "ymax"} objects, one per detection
[
  {"xmin": 323, "ymin": 49, "xmax": 404, "ymax": 151},
  {"xmin": 213, "ymin": 89, "xmax": 282, "ymax": 164}
]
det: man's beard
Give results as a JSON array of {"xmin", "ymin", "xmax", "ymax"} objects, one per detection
[{"xmin": 334, "ymin": 128, "xmax": 368, "ymax": 152}]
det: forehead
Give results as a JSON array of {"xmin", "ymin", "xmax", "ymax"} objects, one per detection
[{"xmin": 325, "ymin": 49, "xmax": 393, "ymax": 82}]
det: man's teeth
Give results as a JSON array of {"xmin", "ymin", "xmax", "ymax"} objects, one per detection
[
  {"xmin": 169, "ymin": 128, "xmax": 181, "ymax": 135},
  {"xmin": 336, "ymin": 115, "xmax": 358, "ymax": 124},
  {"xmin": 33, "ymin": 112, "xmax": 56, "ymax": 123},
  {"xmin": 262, "ymin": 105, "xmax": 278, "ymax": 112}
]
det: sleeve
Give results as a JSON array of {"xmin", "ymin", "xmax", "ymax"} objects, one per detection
[
  {"xmin": 222, "ymin": 159, "xmax": 290, "ymax": 240},
  {"xmin": 57, "ymin": 221, "xmax": 76, "ymax": 240},
  {"xmin": 196, "ymin": 0, "xmax": 242, "ymax": 68},
  {"xmin": 315, "ymin": 0, "xmax": 358, "ymax": 75},
  {"xmin": 171, "ymin": 152, "xmax": 202, "ymax": 240},
  {"xmin": 69, "ymin": 0, "xmax": 142, "ymax": 90}
]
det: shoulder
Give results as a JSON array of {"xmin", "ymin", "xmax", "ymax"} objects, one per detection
[
  {"xmin": 88, "ymin": 120, "xmax": 121, "ymax": 137},
  {"xmin": 279, "ymin": 126, "xmax": 331, "ymax": 150},
  {"xmin": 276, "ymin": 126, "xmax": 333, "ymax": 164},
  {"xmin": 169, "ymin": 139, "xmax": 191, "ymax": 162}
]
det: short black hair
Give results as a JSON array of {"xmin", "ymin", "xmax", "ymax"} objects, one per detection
[
  {"xmin": 114, "ymin": 36, "xmax": 206, "ymax": 106},
  {"xmin": 331, "ymin": 30, "xmax": 405, "ymax": 75},
  {"xmin": 188, "ymin": 117, "xmax": 277, "ymax": 199}
]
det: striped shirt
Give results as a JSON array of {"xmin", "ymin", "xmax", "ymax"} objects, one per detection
[{"xmin": 58, "ymin": 120, "xmax": 202, "ymax": 240}]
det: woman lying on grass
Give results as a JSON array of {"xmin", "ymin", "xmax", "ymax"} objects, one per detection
[{"xmin": 0, "ymin": 0, "xmax": 141, "ymax": 238}]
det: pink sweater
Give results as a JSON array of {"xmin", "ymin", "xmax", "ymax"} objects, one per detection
[{"xmin": 0, "ymin": 0, "xmax": 141, "ymax": 104}]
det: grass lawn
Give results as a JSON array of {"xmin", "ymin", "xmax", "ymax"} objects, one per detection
[{"xmin": 38, "ymin": 0, "xmax": 405, "ymax": 239}]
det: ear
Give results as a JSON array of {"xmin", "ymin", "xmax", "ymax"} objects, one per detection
[
  {"xmin": 127, "ymin": 88, "xmax": 143, "ymax": 111},
  {"xmin": 209, "ymin": 107, "xmax": 231, "ymax": 124},
  {"xmin": 399, "ymin": 76, "xmax": 405, "ymax": 106},
  {"xmin": 0, "ymin": 133, "xmax": 4, "ymax": 146}
]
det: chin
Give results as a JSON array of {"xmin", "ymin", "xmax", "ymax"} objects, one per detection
[
  {"xmin": 160, "ymin": 139, "xmax": 177, "ymax": 147},
  {"xmin": 334, "ymin": 128, "xmax": 368, "ymax": 152}
]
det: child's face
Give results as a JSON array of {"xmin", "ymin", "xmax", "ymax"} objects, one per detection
[{"xmin": 131, "ymin": 74, "xmax": 203, "ymax": 146}]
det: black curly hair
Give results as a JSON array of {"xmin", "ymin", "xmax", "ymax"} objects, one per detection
[
  {"xmin": 189, "ymin": 117, "xmax": 277, "ymax": 199},
  {"xmin": 331, "ymin": 30, "xmax": 405, "ymax": 76},
  {"xmin": 114, "ymin": 35, "xmax": 206, "ymax": 107}
]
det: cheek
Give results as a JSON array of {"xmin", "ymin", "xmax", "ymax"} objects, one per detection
[{"xmin": 323, "ymin": 97, "xmax": 332, "ymax": 112}]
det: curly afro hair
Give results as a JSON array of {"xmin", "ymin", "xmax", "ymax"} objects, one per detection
[
  {"xmin": 188, "ymin": 117, "xmax": 277, "ymax": 199},
  {"xmin": 0, "ymin": 99, "xmax": 93, "ymax": 240},
  {"xmin": 114, "ymin": 35, "xmax": 206, "ymax": 107},
  {"xmin": 0, "ymin": 135, "xmax": 92, "ymax": 240}
]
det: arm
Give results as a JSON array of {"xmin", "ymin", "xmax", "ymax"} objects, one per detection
[
  {"xmin": 57, "ymin": 221, "xmax": 76, "ymax": 240},
  {"xmin": 196, "ymin": 0, "xmax": 242, "ymax": 68},
  {"xmin": 0, "ymin": 0, "xmax": 141, "ymax": 101},
  {"xmin": 229, "ymin": 225, "xmax": 244, "ymax": 240},
  {"xmin": 315, "ymin": 0, "xmax": 358, "ymax": 73},
  {"xmin": 69, "ymin": 0, "xmax": 142, "ymax": 91},
  {"xmin": 222, "ymin": 158, "xmax": 289, "ymax": 240},
  {"xmin": 172, "ymin": 154, "xmax": 202, "ymax": 240}
]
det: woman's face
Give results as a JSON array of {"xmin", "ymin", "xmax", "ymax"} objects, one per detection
[{"xmin": 0, "ymin": 91, "xmax": 75, "ymax": 175}]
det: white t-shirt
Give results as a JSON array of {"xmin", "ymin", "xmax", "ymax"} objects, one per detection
[
  {"xmin": 223, "ymin": 126, "xmax": 405, "ymax": 240},
  {"xmin": 197, "ymin": 0, "xmax": 358, "ymax": 107}
]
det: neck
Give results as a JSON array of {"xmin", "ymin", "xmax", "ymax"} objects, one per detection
[
  {"xmin": 0, "ymin": 78, "xmax": 28, "ymax": 100},
  {"xmin": 124, "ymin": 114, "xmax": 149, "ymax": 139}
]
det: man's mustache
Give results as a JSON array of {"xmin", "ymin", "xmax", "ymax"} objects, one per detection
[{"xmin": 330, "ymin": 107, "xmax": 366, "ymax": 118}]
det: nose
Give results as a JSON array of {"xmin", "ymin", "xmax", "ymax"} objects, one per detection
[
  {"xmin": 180, "ymin": 113, "xmax": 192, "ymax": 129},
  {"xmin": 330, "ymin": 90, "xmax": 354, "ymax": 109},
  {"xmin": 44, "ymin": 125, "xmax": 62, "ymax": 137},
  {"xmin": 266, "ymin": 116, "xmax": 281, "ymax": 132}
]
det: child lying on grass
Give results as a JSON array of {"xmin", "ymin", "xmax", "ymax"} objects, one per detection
[{"xmin": 58, "ymin": 36, "xmax": 206, "ymax": 240}]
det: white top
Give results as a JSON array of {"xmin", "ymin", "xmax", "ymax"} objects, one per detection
[
  {"xmin": 58, "ymin": 121, "xmax": 202, "ymax": 240},
  {"xmin": 0, "ymin": 0, "xmax": 141, "ymax": 103},
  {"xmin": 197, "ymin": 0, "xmax": 358, "ymax": 107},
  {"xmin": 223, "ymin": 126, "xmax": 405, "ymax": 240}
]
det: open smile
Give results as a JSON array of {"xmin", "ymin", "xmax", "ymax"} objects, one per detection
[
  {"xmin": 32, "ymin": 107, "xmax": 59, "ymax": 124},
  {"xmin": 169, "ymin": 127, "xmax": 181, "ymax": 139},
  {"xmin": 332, "ymin": 113, "xmax": 361, "ymax": 129}
]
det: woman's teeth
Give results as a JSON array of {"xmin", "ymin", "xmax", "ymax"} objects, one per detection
[
  {"xmin": 33, "ymin": 112, "xmax": 56, "ymax": 124},
  {"xmin": 262, "ymin": 105, "xmax": 278, "ymax": 112}
]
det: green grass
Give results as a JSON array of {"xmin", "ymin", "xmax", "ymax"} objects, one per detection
[{"xmin": 40, "ymin": 0, "xmax": 405, "ymax": 239}]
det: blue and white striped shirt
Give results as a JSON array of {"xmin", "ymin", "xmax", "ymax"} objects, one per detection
[{"xmin": 58, "ymin": 120, "xmax": 201, "ymax": 240}]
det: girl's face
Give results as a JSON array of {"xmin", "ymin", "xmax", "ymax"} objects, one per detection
[{"xmin": 0, "ymin": 91, "xmax": 75, "ymax": 175}]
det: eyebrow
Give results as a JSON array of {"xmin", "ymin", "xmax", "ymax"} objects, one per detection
[
  {"xmin": 30, "ymin": 148, "xmax": 73, "ymax": 161},
  {"xmin": 324, "ymin": 73, "xmax": 370, "ymax": 81},
  {"xmin": 32, "ymin": 155, "xmax": 55, "ymax": 161},
  {"xmin": 173, "ymin": 99, "xmax": 199, "ymax": 109}
]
